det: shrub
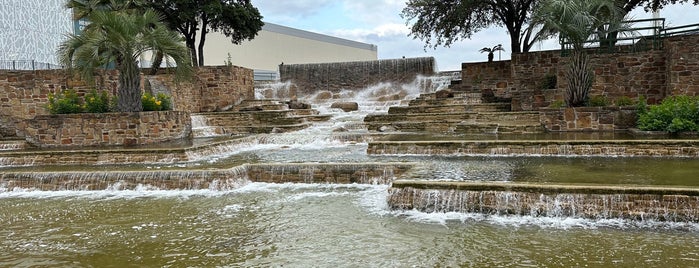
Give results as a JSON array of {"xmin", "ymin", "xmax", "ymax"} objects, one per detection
[
  {"xmin": 588, "ymin": 95, "xmax": 610, "ymax": 107},
  {"xmin": 48, "ymin": 90, "xmax": 83, "ymax": 114},
  {"xmin": 540, "ymin": 74, "xmax": 557, "ymax": 89},
  {"xmin": 142, "ymin": 92, "xmax": 172, "ymax": 111},
  {"xmin": 549, "ymin": 100, "xmax": 566, "ymax": 108},
  {"xmin": 614, "ymin": 96, "xmax": 634, "ymax": 106},
  {"xmin": 84, "ymin": 89, "xmax": 111, "ymax": 113},
  {"xmin": 637, "ymin": 95, "xmax": 699, "ymax": 133}
]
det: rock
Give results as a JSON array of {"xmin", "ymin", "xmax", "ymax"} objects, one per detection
[
  {"xmin": 330, "ymin": 102, "xmax": 359, "ymax": 112},
  {"xmin": 287, "ymin": 100, "xmax": 311, "ymax": 109},
  {"xmin": 435, "ymin": 89, "xmax": 454, "ymax": 99},
  {"xmin": 313, "ymin": 91, "xmax": 333, "ymax": 100},
  {"xmin": 239, "ymin": 106, "xmax": 263, "ymax": 112},
  {"xmin": 378, "ymin": 125, "xmax": 396, "ymax": 132}
]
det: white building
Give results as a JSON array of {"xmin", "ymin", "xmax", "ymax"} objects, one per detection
[
  {"xmin": 0, "ymin": 0, "xmax": 72, "ymax": 69},
  {"xmin": 0, "ymin": 2, "xmax": 377, "ymax": 75},
  {"xmin": 201, "ymin": 22, "xmax": 378, "ymax": 78}
]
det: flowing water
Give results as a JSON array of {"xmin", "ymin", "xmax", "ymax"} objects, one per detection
[{"xmin": 2, "ymin": 75, "xmax": 699, "ymax": 266}]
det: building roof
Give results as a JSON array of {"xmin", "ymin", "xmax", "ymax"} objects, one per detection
[{"xmin": 262, "ymin": 22, "xmax": 377, "ymax": 52}]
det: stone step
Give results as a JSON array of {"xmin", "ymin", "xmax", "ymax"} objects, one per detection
[
  {"xmin": 222, "ymin": 123, "xmax": 313, "ymax": 134},
  {"xmin": 388, "ymin": 103, "xmax": 510, "ymax": 114},
  {"xmin": 365, "ymin": 112, "xmax": 541, "ymax": 133},
  {"xmin": 455, "ymin": 123, "xmax": 544, "ymax": 134},
  {"xmin": 0, "ymin": 139, "xmax": 29, "ymax": 151},
  {"xmin": 408, "ymin": 97, "xmax": 481, "ymax": 106}
]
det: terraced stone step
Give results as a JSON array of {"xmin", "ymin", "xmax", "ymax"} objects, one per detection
[
  {"xmin": 366, "ymin": 139, "xmax": 699, "ymax": 157},
  {"xmin": 455, "ymin": 123, "xmax": 544, "ymax": 134},
  {"xmin": 0, "ymin": 139, "xmax": 28, "ymax": 151},
  {"xmin": 388, "ymin": 103, "xmax": 510, "ymax": 114},
  {"xmin": 408, "ymin": 96, "xmax": 482, "ymax": 106},
  {"xmin": 388, "ymin": 180, "xmax": 699, "ymax": 221}
]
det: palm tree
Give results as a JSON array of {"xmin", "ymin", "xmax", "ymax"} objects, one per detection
[
  {"xmin": 59, "ymin": 1, "xmax": 191, "ymax": 112},
  {"xmin": 479, "ymin": 44, "xmax": 506, "ymax": 62},
  {"xmin": 535, "ymin": 0, "xmax": 625, "ymax": 107}
]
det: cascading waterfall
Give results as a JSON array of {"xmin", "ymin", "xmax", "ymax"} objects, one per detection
[{"xmin": 388, "ymin": 187, "xmax": 699, "ymax": 222}]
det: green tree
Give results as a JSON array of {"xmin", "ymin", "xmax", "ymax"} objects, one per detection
[
  {"xmin": 401, "ymin": 0, "xmax": 555, "ymax": 53},
  {"xmin": 59, "ymin": 2, "xmax": 192, "ymax": 112},
  {"xmin": 535, "ymin": 0, "xmax": 626, "ymax": 107},
  {"xmin": 145, "ymin": 0, "xmax": 264, "ymax": 67}
]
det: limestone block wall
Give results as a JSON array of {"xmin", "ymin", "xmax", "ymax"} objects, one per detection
[
  {"xmin": 279, "ymin": 57, "xmax": 435, "ymax": 95},
  {"xmin": 23, "ymin": 111, "xmax": 191, "ymax": 148},
  {"xmin": 540, "ymin": 107, "xmax": 638, "ymax": 131},
  {"xmin": 1, "ymin": 66, "xmax": 253, "ymax": 138},
  {"xmin": 461, "ymin": 34, "xmax": 699, "ymax": 111},
  {"xmin": 665, "ymin": 35, "xmax": 699, "ymax": 97}
]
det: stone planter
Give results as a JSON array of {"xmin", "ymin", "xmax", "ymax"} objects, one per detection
[
  {"xmin": 539, "ymin": 106, "xmax": 637, "ymax": 132},
  {"xmin": 24, "ymin": 111, "xmax": 192, "ymax": 148}
]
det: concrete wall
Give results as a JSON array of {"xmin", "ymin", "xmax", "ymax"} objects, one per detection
[
  {"xmin": 461, "ymin": 35, "xmax": 699, "ymax": 111},
  {"xmin": 198, "ymin": 22, "xmax": 378, "ymax": 72},
  {"xmin": 279, "ymin": 57, "xmax": 436, "ymax": 95}
]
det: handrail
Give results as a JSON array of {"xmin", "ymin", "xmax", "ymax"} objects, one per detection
[
  {"xmin": 0, "ymin": 60, "xmax": 64, "ymax": 70},
  {"xmin": 662, "ymin": 23, "xmax": 699, "ymax": 37}
]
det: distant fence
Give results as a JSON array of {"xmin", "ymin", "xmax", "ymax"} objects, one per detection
[{"xmin": 0, "ymin": 60, "xmax": 63, "ymax": 70}]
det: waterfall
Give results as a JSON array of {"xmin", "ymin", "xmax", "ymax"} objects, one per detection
[
  {"xmin": 388, "ymin": 187, "xmax": 699, "ymax": 222},
  {"xmin": 191, "ymin": 115, "xmax": 223, "ymax": 138}
]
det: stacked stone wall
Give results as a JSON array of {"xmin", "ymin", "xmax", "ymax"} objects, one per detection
[
  {"xmin": 279, "ymin": 57, "xmax": 435, "ymax": 95},
  {"xmin": 23, "ymin": 111, "xmax": 191, "ymax": 148},
  {"xmin": 462, "ymin": 35, "xmax": 699, "ymax": 111},
  {"xmin": 540, "ymin": 107, "xmax": 637, "ymax": 131},
  {"xmin": 1, "ymin": 66, "xmax": 253, "ymax": 139}
]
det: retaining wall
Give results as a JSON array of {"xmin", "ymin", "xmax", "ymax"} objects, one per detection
[
  {"xmin": 540, "ymin": 107, "xmax": 637, "ymax": 131},
  {"xmin": 0, "ymin": 66, "xmax": 253, "ymax": 139},
  {"xmin": 23, "ymin": 111, "xmax": 192, "ymax": 148},
  {"xmin": 388, "ymin": 181, "xmax": 699, "ymax": 222},
  {"xmin": 279, "ymin": 57, "xmax": 435, "ymax": 95},
  {"xmin": 461, "ymin": 35, "xmax": 699, "ymax": 111}
]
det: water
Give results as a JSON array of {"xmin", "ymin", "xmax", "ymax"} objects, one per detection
[
  {"xmin": 1, "ymin": 184, "xmax": 698, "ymax": 267},
  {"xmin": 2, "ymin": 74, "xmax": 699, "ymax": 266}
]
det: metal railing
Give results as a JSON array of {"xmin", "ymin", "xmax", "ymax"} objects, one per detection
[
  {"xmin": 559, "ymin": 18, "xmax": 667, "ymax": 55},
  {"xmin": 0, "ymin": 60, "xmax": 64, "ymax": 70},
  {"xmin": 663, "ymin": 23, "xmax": 699, "ymax": 37}
]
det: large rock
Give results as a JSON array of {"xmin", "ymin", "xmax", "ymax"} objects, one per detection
[
  {"xmin": 331, "ymin": 102, "xmax": 359, "ymax": 112},
  {"xmin": 435, "ymin": 89, "xmax": 454, "ymax": 99},
  {"xmin": 287, "ymin": 100, "xmax": 311, "ymax": 109}
]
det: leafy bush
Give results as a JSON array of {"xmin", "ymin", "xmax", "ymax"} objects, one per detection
[
  {"xmin": 637, "ymin": 95, "xmax": 699, "ymax": 133},
  {"xmin": 48, "ymin": 90, "xmax": 83, "ymax": 114},
  {"xmin": 588, "ymin": 95, "xmax": 610, "ymax": 107},
  {"xmin": 614, "ymin": 96, "xmax": 634, "ymax": 106},
  {"xmin": 540, "ymin": 74, "xmax": 557, "ymax": 89},
  {"xmin": 84, "ymin": 89, "xmax": 111, "ymax": 113},
  {"xmin": 549, "ymin": 100, "xmax": 566, "ymax": 108},
  {"xmin": 142, "ymin": 92, "xmax": 172, "ymax": 111}
]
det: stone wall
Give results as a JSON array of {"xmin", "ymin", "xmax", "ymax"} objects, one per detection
[
  {"xmin": 23, "ymin": 111, "xmax": 191, "ymax": 148},
  {"xmin": 388, "ymin": 182, "xmax": 699, "ymax": 222},
  {"xmin": 367, "ymin": 140, "xmax": 699, "ymax": 157},
  {"xmin": 540, "ymin": 107, "xmax": 637, "ymax": 131},
  {"xmin": 279, "ymin": 57, "xmax": 435, "ymax": 95},
  {"xmin": 461, "ymin": 35, "xmax": 699, "ymax": 111},
  {"xmin": 148, "ymin": 65, "xmax": 254, "ymax": 112},
  {"xmin": 1, "ymin": 66, "xmax": 253, "ymax": 138}
]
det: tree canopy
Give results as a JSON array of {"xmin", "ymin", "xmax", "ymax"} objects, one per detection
[
  {"xmin": 401, "ymin": 0, "xmax": 553, "ymax": 53},
  {"xmin": 145, "ymin": 0, "xmax": 264, "ymax": 66}
]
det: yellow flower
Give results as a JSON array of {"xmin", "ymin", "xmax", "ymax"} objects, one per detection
[{"xmin": 155, "ymin": 100, "xmax": 161, "ymax": 106}]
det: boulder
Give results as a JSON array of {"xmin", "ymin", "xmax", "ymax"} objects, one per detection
[
  {"xmin": 435, "ymin": 89, "xmax": 454, "ymax": 99},
  {"xmin": 331, "ymin": 102, "xmax": 359, "ymax": 112},
  {"xmin": 287, "ymin": 100, "xmax": 311, "ymax": 109}
]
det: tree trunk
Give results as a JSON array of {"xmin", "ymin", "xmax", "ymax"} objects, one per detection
[
  {"xmin": 198, "ymin": 14, "xmax": 208, "ymax": 67},
  {"xmin": 149, "ymin": 50, "xmax": 163, "ymax": 75},
  {"xmin": 117, "ymin": 59, "xmax": 143, "ymax": 112},
  {"xmin": 565, "ymin": 51, "xmax": 593, "ymax": 107}
]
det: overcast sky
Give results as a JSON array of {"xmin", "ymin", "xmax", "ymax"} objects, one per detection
[{"xmin": 250, "ymin": 1, "xmax": 699, "ymax": 71}]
